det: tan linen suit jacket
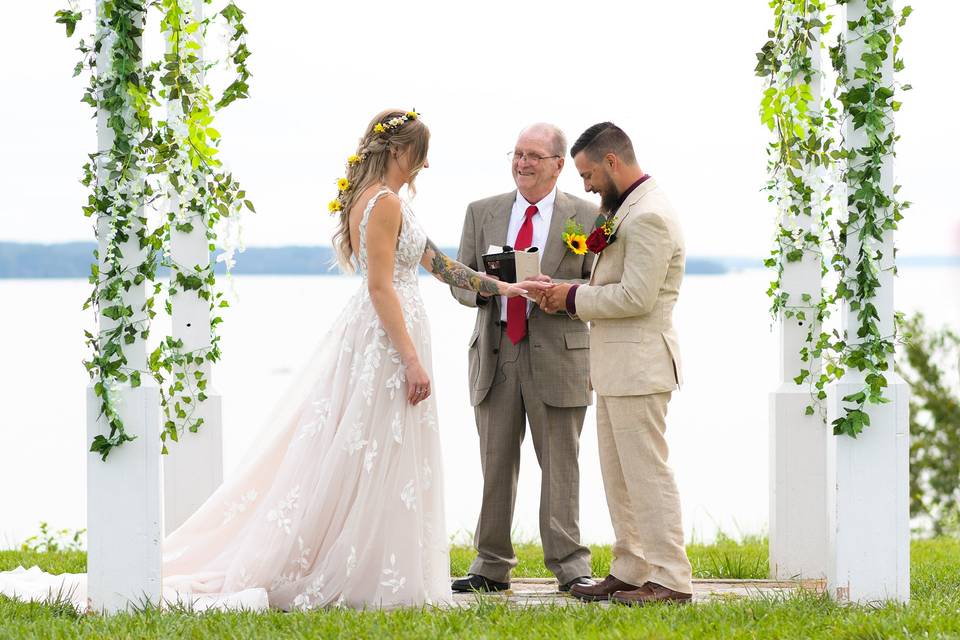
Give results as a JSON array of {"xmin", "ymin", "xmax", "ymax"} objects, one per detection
[
  {"xmin": 451, "ymin": 190, "xmax": 598, "ymax": 407},
  {"xmin": 574, "ymin": 178, "xmax": 684, "ymax": 397}
]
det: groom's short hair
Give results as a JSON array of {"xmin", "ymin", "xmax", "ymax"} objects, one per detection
[{"xmin": 570, "ymin": 122, "xmax": 637, "ymax": 166}]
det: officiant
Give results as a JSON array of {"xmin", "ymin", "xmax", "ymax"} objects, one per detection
[{"xmin": 449, "ymin": 123, "xmax": 598, "ymax": 593}]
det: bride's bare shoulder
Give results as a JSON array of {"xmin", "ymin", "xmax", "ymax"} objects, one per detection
[
  {"xmin": 351, "ymin": 185, "xmax": 399, "ymax": 220},
  {"xmin": 350, "ymin": 186, "xmax": 401, "ymax": 241}
]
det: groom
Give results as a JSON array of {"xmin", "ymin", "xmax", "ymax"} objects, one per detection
[
  {"xmin": 538, "ymin": 122, "xmax": 694, "ymax": 605},
  {"xmin": 449, "ymin": 123, "xmax": 597, "ymax": 593}
]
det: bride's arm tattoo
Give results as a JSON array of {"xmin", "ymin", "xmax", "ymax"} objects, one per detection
[{"xmin": 421, "ymin": 238, "xmax": 500, "ymax": 295}]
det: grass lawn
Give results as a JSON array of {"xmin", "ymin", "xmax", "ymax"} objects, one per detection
[{"xmin": 1, "ymin": 538, "xmax": 958, "ymax": 639}]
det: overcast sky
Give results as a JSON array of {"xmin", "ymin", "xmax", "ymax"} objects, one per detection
[{"xmin": 1, "ymin": 1, "xmax": 956, "ymax": 257}]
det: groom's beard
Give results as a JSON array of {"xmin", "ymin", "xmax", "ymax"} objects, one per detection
[{"xmin": 599, "ymin": 186, "xmax": 620, "ymax": 214}]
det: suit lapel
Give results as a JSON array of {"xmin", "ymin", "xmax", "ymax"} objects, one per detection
[
  {"xmin": 539, "ymin": 190, "xmax": 571, "ymax": 276},
  {"xmin": 483, "ymin": 191, "xmax": 515, "ymax": 248},
  {"xmin": 610, "ymin": 178, "xmax": 656, "ymax": 236},
  {"xmin": 590, "ymin": 177, "xmax": 659, "ymax": 277},
  {"xmin": 588, "ymin": 252, "xmax": 600, "ymax": 285},
  {"xmin": 482, "ymin": 192, "xmax": 515, "ymax": 318}
]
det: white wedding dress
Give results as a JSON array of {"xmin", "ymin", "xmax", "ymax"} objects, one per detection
[{"xmin": 0, "ymin": 189, "xmax": 453, "ymax": 611}]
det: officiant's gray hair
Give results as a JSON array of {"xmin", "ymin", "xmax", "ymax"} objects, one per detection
[{"xmin": 518, "ymin": 123, "xmax": 567, "ymax": 157}]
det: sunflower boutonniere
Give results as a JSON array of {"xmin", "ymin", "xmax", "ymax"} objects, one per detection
[
  {"xmin": 561, "ymin": 218, "xmax": 588, "ymax": 256},
  {"xmin": 586, "ymin": 214, "xmax": 617, "ymax": 254}
]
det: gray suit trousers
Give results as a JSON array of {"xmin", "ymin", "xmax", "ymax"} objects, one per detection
[{"xmin": 469, "ymin": 326, "xmax": 592, "ymax": 584}]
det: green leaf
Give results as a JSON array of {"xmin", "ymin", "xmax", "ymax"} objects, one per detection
[{"xmin": 54, "ymin": 9, "xmax": 82, "ymax": 38}]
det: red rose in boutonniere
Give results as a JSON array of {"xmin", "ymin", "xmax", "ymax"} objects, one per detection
[{"xmin": 586, "ymin": 214, "xmax": 617, "ymax": 254}]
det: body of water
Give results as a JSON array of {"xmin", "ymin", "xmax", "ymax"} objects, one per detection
[{"xmin": 1, "ymin": 268, "xmax": 957, "ymax": 548}]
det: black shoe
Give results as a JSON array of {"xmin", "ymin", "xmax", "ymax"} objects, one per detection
[
  {"xmin": 451, "ymin": 574, "xmax": 510, "ymax": 593},
  {"xmin": 559, "ymin": 576, "xmax": 596, "ymax": 593}
]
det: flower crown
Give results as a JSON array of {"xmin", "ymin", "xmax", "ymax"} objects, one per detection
[{"xmin": 328, "ymin": 110, "xmax": 420, "ymax": 214}]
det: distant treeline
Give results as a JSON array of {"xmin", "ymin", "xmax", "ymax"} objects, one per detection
[
  {"xmin": 0, "ymin": 242, "xmax": 341, "ymax": 278},
  {"xmin": 0, "ymin": 242, "xmax": 736, "ymax": 278},
  {"xmin": 3, "ymin": 241, "xmax": 951, "ymax": 279}
]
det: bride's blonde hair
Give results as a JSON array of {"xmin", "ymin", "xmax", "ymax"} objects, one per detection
[{"xmin": 333, "ymin": 109, "xmax": 431, "ymax": 273}]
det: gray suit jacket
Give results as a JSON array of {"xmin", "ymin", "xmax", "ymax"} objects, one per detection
[{"xmin": 451, "ymin": 190, "xmax": 597, "ymax": 407}]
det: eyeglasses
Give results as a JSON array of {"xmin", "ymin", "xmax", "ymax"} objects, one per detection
[{"xmin": 508, "ymin": 151, "xmax": 561, "ymax": 165}]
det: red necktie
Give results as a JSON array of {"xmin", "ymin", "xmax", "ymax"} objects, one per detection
[{"xmin": 506, "ymin": 205, "xmax": 538, "ymax": 345}]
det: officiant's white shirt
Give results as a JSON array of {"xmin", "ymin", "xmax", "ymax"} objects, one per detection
[{"xmin": 499, "ymin": 187, "xmax": 556, "ymax": 322}]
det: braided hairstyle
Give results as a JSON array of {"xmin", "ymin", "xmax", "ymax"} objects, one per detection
[{"xmin": 332, "ymin": 109, "xmax": 430, "ymax": 272}]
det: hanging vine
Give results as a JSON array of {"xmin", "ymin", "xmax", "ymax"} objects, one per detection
[
  {"xmin": 827, "ymin": 0, "xmax": 912, "ymax": 437},
  {"xmin": 757, "ymin": 0, "xmax": 837, "ymax": 419},
  {"xmin": 758, "ymin": 0, "xmax": 912, "ymax": 437},
  {"xmin": 59, "ymin": 0, "xmax": 254, "ymax": 459}
]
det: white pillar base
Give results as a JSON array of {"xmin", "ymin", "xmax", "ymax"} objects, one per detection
[
  {"xmin": 162, "ymin": 391, "xmax": 224, "ymax": 534},
  {"xmin": 827, "ymin": 376, "xmax": 910, "ymax": 604},
  {"xmin": 769, "ymin": 384, "xmax": 829, "ymax": 580},
  {"xmin": 86, "ymin": 382, "xmax": 163, "ymax": 614}
]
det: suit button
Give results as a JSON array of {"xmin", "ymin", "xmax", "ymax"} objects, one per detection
[{"xmin": 492, "ymin": 348, "xmax": 499, "ymax": 354}]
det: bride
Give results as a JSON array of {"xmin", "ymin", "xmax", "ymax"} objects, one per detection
[{"xmin": 0, "ymin": 109, "xmax": 545, "ymax": 611}]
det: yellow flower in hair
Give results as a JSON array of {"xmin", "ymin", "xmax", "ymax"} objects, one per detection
[
  {"xmin": 406, "ymin": 111, "xmax": 418, "ymax": 119},
  {"xmin": 565, "ymin": 233, "xmax": 588, "ymax": 255},
  {"xmin": 347, "ymin": 154, "xmax": 361, "ymax": 165},
  {"xmin": 337, "ymin": 178, "xmax": 350, "ymax": 191},
  {"xmin": 328, "ymin": 199, "xmax": 342, "ymax": 213},
  {"xmin": 374, "ymin": 123, "xmax": 386, "ymax": 134}
]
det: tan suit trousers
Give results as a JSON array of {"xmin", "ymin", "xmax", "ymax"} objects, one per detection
[{"xmin": 597, "ymin": 392, "xmax": 693, "ymax": 594}]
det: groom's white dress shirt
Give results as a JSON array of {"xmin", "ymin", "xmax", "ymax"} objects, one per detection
[{"xmin": 498, "ymin": 186, "xmax": 556, "ymax": 322}]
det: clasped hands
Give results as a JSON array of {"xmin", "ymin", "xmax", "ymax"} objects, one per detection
[{"xmin": 484, "ymin": 275, "xmax": 572, "ymax": 314}]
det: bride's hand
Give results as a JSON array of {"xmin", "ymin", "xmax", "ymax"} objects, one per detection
[
  {"xmin": 496, "ymin": 278, "xmax": 553, "ymax": 300},
  {"xmin": 405, "ymin": 360, "xmax": 431, "ymax": 406}
]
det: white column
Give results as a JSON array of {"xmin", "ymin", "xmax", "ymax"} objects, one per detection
[
  {"xmin": 163, "ymin": 0, "xmax": 224, "ymax": 535},
  {"xmin": 86, "ymin": 2, "xmax": 162, "ymax": 614},
  {"xmin": 826, "ymin": 0, "xmax": 910, "ymax": 604},
  {"xmin": 768, "ymin": 27, "xmax": 828, "ymax": 580}
]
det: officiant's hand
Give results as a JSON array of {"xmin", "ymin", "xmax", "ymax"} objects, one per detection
[{"xmin": 539, "ymin": 282, "xmax": 573, "ymax": 313}]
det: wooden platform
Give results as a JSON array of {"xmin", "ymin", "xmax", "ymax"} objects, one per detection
[{"xmin": 451, "ymin": 578, "xmax": 826, "ymax": 607}]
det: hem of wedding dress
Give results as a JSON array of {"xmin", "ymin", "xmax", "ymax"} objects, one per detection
[{"xmin": 2, "ymin": 566, "xmax": 456, "ymax": 614}]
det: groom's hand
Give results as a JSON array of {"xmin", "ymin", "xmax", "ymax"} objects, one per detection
[{"xmin": 539, "ymin": 282, "xmax": 572, "ymax": 313}]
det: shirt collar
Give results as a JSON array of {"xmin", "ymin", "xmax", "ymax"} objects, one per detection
[{"xmin": 515, "ymin": 186, "xmax": 557, "ymax": 215}]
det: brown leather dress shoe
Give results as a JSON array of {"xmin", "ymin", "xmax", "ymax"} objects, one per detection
[
  {"xmin": 570, "ymin": 574, "xmax": 639, "ymax": 602},
  {"xmin": 610, "ymin": 581, "xmax": 693, "ymax": 606}
]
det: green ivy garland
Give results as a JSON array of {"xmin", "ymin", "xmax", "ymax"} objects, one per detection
[
  {"xmin": 757, "ymin": 0, "xmax": 836, "ymax": 422},
  {"xmin": 58, "ymin": 0, "xmax": 253, "ymax": 459},
  {"xmin": 758, "ymin": 0, "xmax": 912, "ymax": 438},
  {"xmin": 827, "ymin": 0, "xmax": 912, "ymax": 437}
]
